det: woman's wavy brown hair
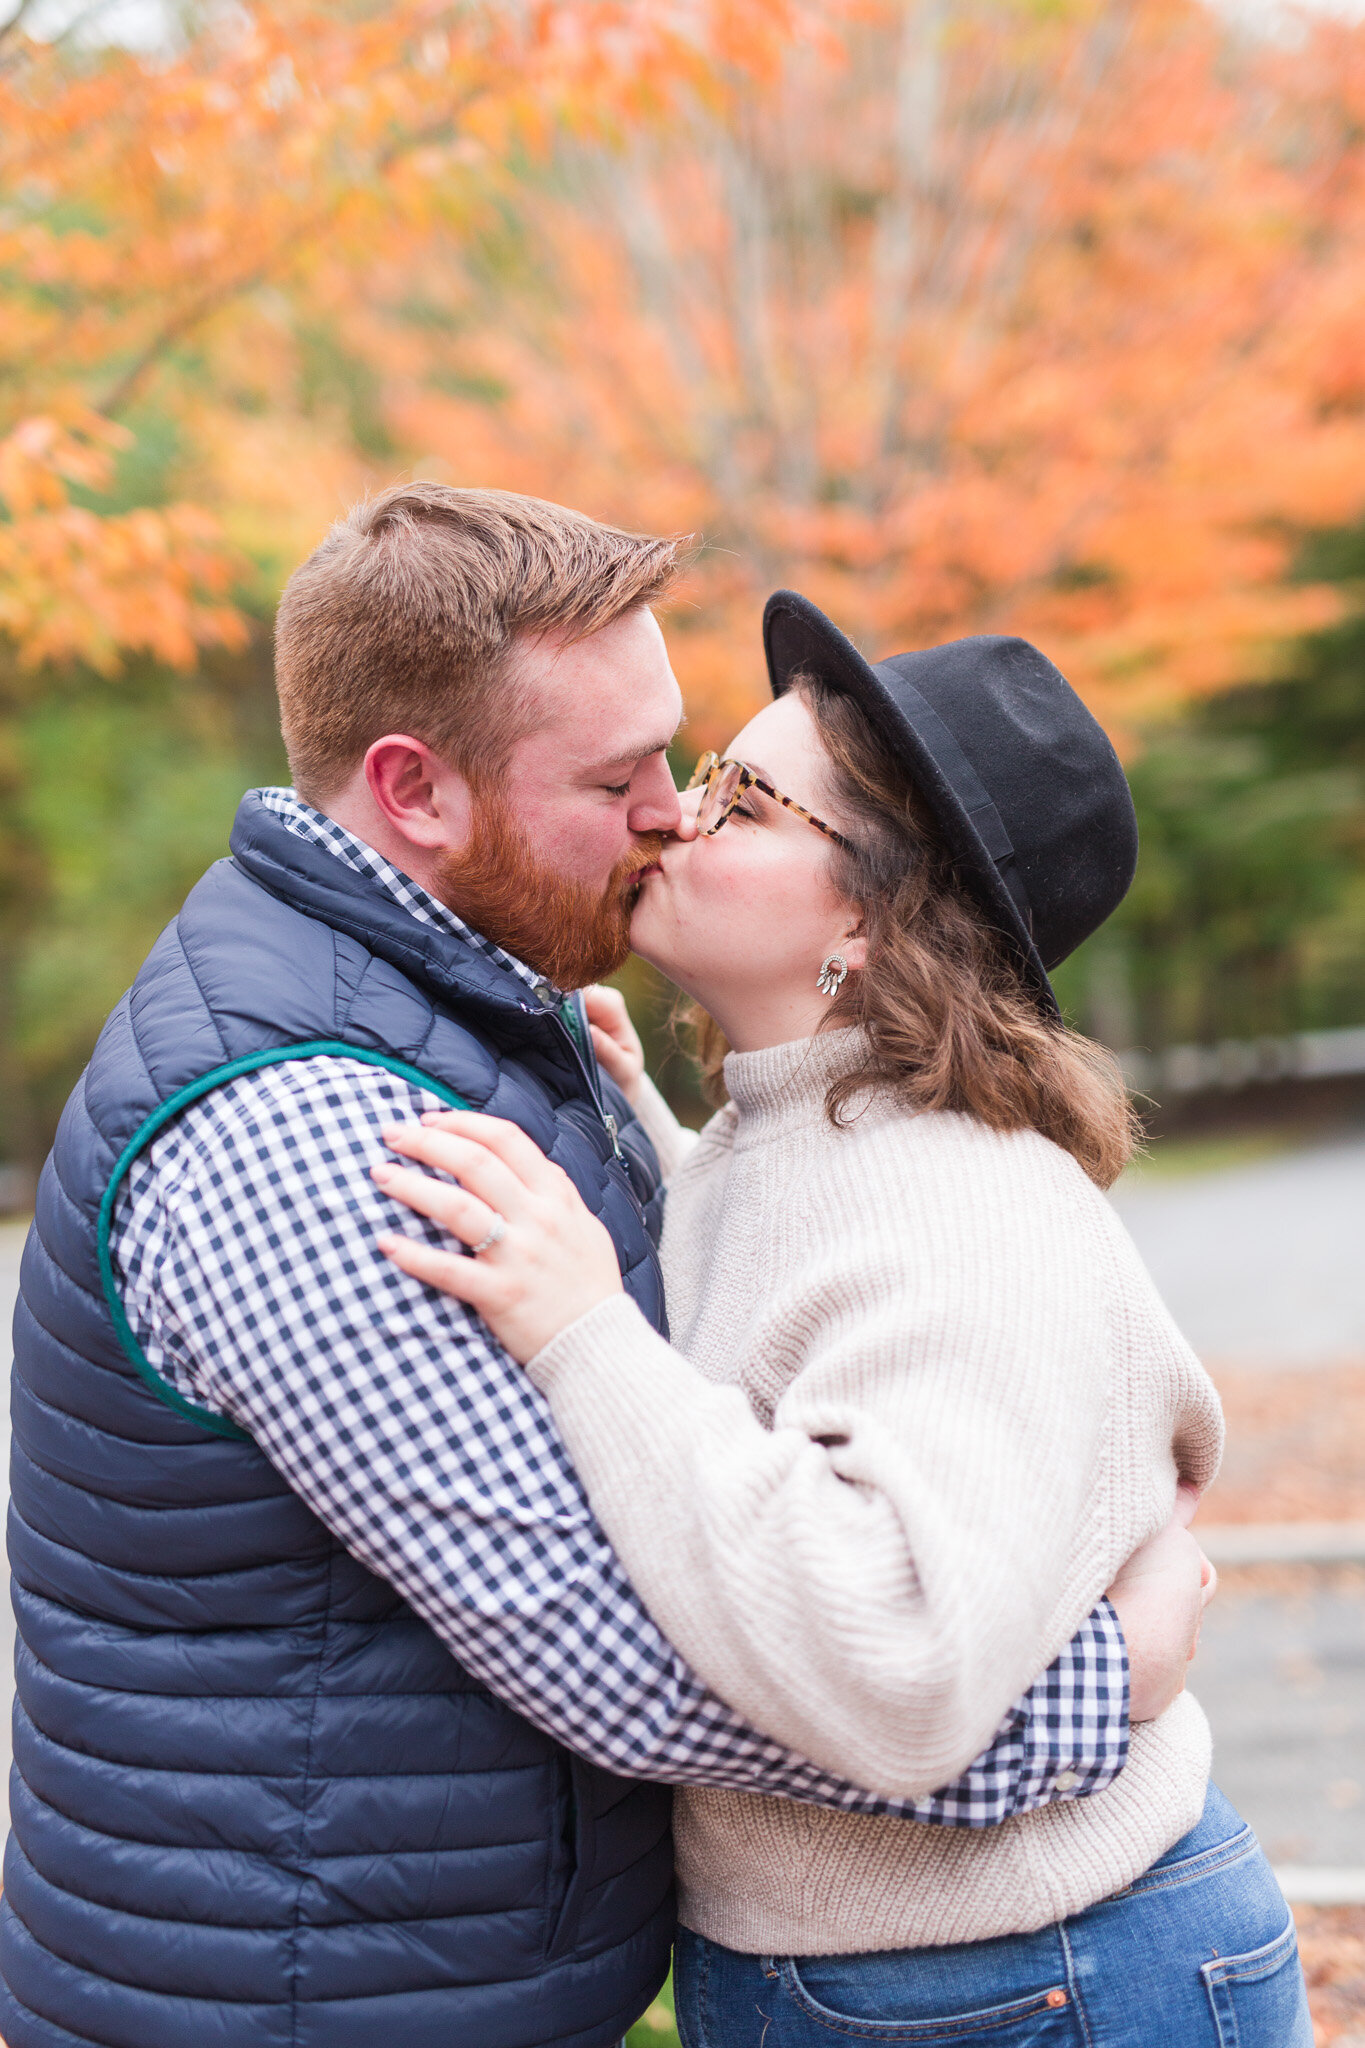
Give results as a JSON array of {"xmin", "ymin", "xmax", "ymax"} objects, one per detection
[{"xmin": 681, "ymin": 669, "xmax": 1139, "ymax": 1189}]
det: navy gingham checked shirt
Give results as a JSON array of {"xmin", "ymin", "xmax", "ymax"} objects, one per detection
[{"xmin": 110, "ymin": 788, "xmax": 1128, "ymax": 1823}]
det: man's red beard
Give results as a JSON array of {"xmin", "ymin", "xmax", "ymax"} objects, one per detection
[{"xmin": 432, "ymin": 795, "xmax": 664, "ymax": 991}]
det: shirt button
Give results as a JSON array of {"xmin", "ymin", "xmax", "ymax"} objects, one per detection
[
  {"xmin": 1046, "ymin": 1988, "xmax": 1068, "ymax": 2008},
  {"xmin": 534, "ymin": 980, "xmax": 559, "ymax": 1008},
  {"xmin": 1055, "ymin": 1769, "xmax": 1078, "ymax": 1790}
]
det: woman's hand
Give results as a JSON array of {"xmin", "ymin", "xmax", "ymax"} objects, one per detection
[
  {"xmin": 1105, "ymin": 1482, "xmax": 1217, "ymax": 1722},
  {"xmin": 584, "ymin": 984, "xmax": 645, "ymax": 1105},
  {"xmin": 372, "ymin": 1110, "xmax": 624, "ymax": 1362}
]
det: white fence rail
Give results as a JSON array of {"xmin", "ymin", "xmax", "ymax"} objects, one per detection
[
  {"xmin": 1121, "ymin": 1025, "xmax": 1365, "ymax": 1098},
  {"xmin": 1199, "ymin": 1523, "xmax": 1365, "ymax": 1566}
]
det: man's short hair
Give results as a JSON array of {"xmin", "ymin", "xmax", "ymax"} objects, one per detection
[{"xmin": 275, "ymin": 483, "xmax": 685, "ymax": 802}]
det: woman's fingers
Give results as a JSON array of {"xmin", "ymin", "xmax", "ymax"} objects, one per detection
[
  {"xmin": 589, "ymin": 1024, "xmax": 627, "ymax": 1076},
  {"xmin": 372, "ymin": 1160, "xmax": 503, "ymax": 1245},
  {"xmin": 378, "ymin": 1231, "xmax": 503, "ymax": 1308},
  {"xmin": 583, "ymin": 984, "xmax": 627, "ymax": 1027},
  {"xmin": 378, "ymin": 1122, "xmax": 625, "ymax": 1362},
  {"xmin": 583, "ymin": 984, "xmax": 636, "ymax": 1049},
  {"xmin": 583, "ymin": 985, "xmax": 644, "ymax": 1100},
  {"xmin": 587, "ymin": 1020, "xmax": 640, "ymax": 1094},
  {"xmin": 381, "ymin": 1122, "xmax": 529, "ymax": 1217},
  {"xmin": 1174, "ymin": 1479, "xmax": 1201, "ymax": 1529},
  {"xmin": 414, "ymin": 1110, "xmax": 562, "ymax": 1194}
]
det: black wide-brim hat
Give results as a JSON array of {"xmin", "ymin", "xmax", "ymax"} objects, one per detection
[{"xmin": 763, "ymin": 591, "xmax": 1138, "ymax": 1019}]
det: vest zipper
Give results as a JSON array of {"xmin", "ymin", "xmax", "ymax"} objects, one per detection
[{"xmin": 539, "ymin": 988, "xmax": 624, "ymax": 1160}]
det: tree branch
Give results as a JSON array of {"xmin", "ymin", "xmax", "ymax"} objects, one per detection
[
  {"xmin": 0, "ymin": 0, "xmax": 35, "ymax": 46},
  {"xmin": 95, "ymin": 113, "xmax": 469, "ymax": 418}
]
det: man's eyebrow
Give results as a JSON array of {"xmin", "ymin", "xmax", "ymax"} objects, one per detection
[{"xmin": 599, "ymin": 732, "xmax": 681, "ymax": 768}]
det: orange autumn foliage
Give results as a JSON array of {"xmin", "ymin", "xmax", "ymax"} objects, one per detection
[
  {"xmin": 0, "ymin": 0, "xmax": 797, "ymax": 678},
  {"xmin": 2, "ymin": 0, "xmax": 1365, "ymax": 745},
  {"xmin": 0, "ymin": 408, "xmax": 244, "ymax": 670},
  {"xmin": 393, "ymin": 0, "xmax": 1365, "ymax": 743}
]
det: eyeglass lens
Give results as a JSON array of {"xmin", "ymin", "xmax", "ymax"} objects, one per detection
[{"xmin": 696, "ymin": 757, "xmax": 744, "ymax": 833}]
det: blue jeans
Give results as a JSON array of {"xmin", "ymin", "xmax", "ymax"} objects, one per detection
[{"xmin": 673, "ymin": 1785, "xmax": 1311, "ymax": 2046}]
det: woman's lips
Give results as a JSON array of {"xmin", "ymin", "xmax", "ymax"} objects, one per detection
[{"xmin": 627, "ymin": 862, "xmax": 662, "ymax": 906}]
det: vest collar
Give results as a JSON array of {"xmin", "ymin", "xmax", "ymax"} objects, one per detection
[{"xmin": 229, "ymin": 791, "xmax": 562, "ymax": 1049}]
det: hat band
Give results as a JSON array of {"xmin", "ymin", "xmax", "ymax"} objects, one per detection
[{"xmin": 892, "ymin": 677, "xmax": 1034, "ymax": 936}]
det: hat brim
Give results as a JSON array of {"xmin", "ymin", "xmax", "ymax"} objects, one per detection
[{"xmin": 762, "ymin": 589, "xmax": 1060, "ymax": 1019}]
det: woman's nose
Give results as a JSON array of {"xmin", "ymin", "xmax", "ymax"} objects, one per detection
[{"xmin": 672, "ymin": 788, "xmax": 702, "ymax": 840}]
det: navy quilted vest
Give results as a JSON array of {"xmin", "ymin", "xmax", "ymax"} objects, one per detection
[{"xmin": 0, "ymin": 793, "xmax": 675, "ymax": 2048}]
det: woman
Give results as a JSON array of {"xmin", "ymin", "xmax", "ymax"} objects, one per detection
[{"xmin": 371, "ymin": 593, "xmax": 1310, "ymax": 2045}]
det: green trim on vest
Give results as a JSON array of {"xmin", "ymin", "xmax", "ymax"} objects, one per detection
[
  {"xmin": 560, "ymin": 996, "xmax": 588, "ymax": 1052},
  {"xmin": 96, "ymin": 1040, "xmax": 473, "ymax": 1443}
]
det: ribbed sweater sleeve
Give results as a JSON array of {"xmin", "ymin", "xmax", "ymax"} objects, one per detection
[
  {"xmin": 629, "ymin": 1072, "xmax": 700, "ymax": 1183},
  {"xmin": 528, "ymin": 1041, "xmax": 1221, "ymax": 1805}
]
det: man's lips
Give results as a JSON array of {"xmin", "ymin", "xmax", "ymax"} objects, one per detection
[{"xmin": 625, "ymin": 862, "xmax": 663, "ymax": 904}]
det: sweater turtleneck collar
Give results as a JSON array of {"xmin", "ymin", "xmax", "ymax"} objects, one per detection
[{"xmin": 721, "ymin": 1027, "xmax": 873, "ymax": 1142}]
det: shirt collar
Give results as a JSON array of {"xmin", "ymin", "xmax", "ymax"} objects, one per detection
[{"xmin": 254, "ymin": 789, "xmax": 563, "ymax": 1005}]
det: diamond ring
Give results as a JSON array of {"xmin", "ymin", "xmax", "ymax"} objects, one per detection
[{"xmin": 469, "ymin": 1215, "xmax": 506, "ymax": 1256}]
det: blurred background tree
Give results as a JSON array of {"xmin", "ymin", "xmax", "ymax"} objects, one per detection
[
  {"xmin": 1054, "ymin": 536, "xmax": 1365, "ymax": 1054},
  {"xmin": 2, "ymin": 0, "xmax": 1365, "ymax": 1173},
  {"xmin": 0, "ymin": 0, "xmax": 794, "ymax": 1160}
]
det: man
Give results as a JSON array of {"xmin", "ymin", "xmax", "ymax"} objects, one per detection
[{"xmin": 3, "ymin": 486, "xmax": 1204, "ymax": 2048}]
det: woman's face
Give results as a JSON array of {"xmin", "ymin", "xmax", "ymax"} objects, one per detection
[{"xmin": 630, "ymin": 690, "xmax": 867, "ymax": 1053}]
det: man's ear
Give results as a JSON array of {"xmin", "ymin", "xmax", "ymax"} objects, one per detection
[{"xmin": 364, "ymin": 735, "xmax": 474, "ymax": 853}]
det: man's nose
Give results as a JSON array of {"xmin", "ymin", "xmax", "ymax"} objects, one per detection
[{"xmin": 629, "ymin": 755, "xmax": 685, "ymax": 836}]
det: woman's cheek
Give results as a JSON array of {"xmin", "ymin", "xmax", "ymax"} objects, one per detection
[
  {"xmin": 668, "ymin": 835, "xmax": 777, "ymax": 954},
  {"xmin": 705, "ymin": 855, "xmax": 764, "ymax": 931}
]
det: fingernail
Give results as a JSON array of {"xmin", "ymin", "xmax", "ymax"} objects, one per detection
[{"xmin": 372, "ymin": 1164, "xmax": 394, "ymax": 1183}]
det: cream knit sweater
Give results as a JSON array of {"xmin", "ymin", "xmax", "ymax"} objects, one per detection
[{"xmin": 529, "ymin": 1030, "xmax": 1224, "ymax": 1953}]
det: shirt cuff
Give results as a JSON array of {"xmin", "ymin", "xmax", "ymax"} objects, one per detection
[
  {"xmin": 894, "ymin": 1597, "xmax": 1130, "ymax": 1828},
  {"xmin": 1010, "ymin": 1594, "xmax": 1131, "ymax": 1816}
]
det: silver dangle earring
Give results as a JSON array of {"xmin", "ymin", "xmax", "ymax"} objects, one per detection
[{"xmin": 816, "ymin": 952, "xmax": 848, "ymax": 997}]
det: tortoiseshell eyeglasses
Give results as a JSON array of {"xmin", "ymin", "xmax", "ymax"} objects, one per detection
[{"xmin": 685, "ymin": 752, "xmax": 853, "ymax": 850}]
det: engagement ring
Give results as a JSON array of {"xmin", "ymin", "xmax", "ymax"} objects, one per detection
[{"xmin": 469, "ymin": 1216, "xmax": 506, "ymax": 1256}]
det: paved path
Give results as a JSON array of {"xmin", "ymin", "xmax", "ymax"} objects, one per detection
[
  {"xmin": 1195, "ymin": 1570, "xmax": 1365, "ymax": 1866},
  {"xmin": 3, "ymin": 1133, "xmax": 1363, "ymax": 1867},
  {"xmin": 1113, "ymin": 1139, "xmax": 1365, "ymax": 1865},
  {"xmin": 1110, "ymin": 1134, "xmax": 1365, "ymax": 1368}
]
